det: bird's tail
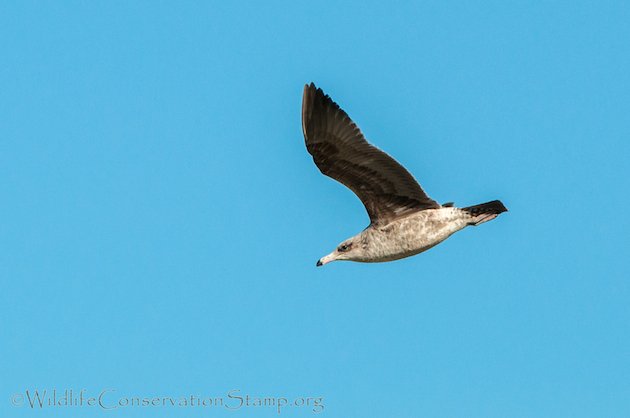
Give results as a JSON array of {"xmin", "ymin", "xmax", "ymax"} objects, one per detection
[{"xmin": 461, "ymin": 200, "xmax": 508, "ymax": 226}]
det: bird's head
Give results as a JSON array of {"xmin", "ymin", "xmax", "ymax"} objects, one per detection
[{"xmin": 316, "ymin": 238, "xmax": 361, "ymax": 267}]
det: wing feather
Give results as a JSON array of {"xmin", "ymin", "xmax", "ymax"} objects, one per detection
[{"xmin": 302, "ymin": 83, "xmax": 439, "ymax": 225}]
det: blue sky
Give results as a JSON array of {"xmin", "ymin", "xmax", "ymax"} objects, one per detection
[{"xmin": 1, "ymin": 1, "xmax": 629, "ymax": 417}]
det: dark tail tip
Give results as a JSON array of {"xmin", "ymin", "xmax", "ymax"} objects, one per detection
[
  {"xmin": 462, "ymin": 200, "xmax": 508, "ymax": 226},
  {"xmin": 463, "ymin": 200, "xmax": 508, "ymax": 215}
]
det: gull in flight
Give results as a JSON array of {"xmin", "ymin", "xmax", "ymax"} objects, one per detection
[{"xmin": 301, "ymin": 83, "xmax": 508, "ymax": 266}]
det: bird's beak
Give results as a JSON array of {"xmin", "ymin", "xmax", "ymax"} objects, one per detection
[{"xmin": 316, "ymin": 252, "xmax": 337, "ymax": 267}]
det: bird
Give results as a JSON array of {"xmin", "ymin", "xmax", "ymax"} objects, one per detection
[{"xmin": 301, "ymin": 83, "xmax": 508, "ymax": 266}]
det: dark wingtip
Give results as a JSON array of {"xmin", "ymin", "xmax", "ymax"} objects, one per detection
[
  {"xmin": 304, "ymin": 82, "xmax": 317, "ymax": 93},
  {"xmin": 316, "ymin": 259, "xmax": 323, "ymax": 267}
]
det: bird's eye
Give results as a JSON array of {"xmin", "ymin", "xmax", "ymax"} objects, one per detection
[{"xmin": 337, "ymin": 243, "xmax": 352, "ymax": 252}]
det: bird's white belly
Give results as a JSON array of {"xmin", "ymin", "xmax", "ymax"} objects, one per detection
[{"xmin": 360, "ymin": 208, "xmax": 469, "ymax": 262}]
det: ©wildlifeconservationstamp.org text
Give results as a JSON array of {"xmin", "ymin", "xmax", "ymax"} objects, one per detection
[{"xmin": 11, "ymin": 388, "xmax": 325, "ymax": 414}]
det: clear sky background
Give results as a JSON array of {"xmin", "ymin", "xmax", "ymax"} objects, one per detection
[{"xmin": 1, "ymin": 1, "xmax": 629, "ymax": 417}]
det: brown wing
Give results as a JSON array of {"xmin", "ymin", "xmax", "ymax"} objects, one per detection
[{"xmin": 302, "ymin": 83, "xmax": 440, "ymax": 225}]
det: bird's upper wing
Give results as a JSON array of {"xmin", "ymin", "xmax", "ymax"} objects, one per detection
[{"xmin": 302, "ymin": 83, "xmax": 440, "ymax": 225}]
